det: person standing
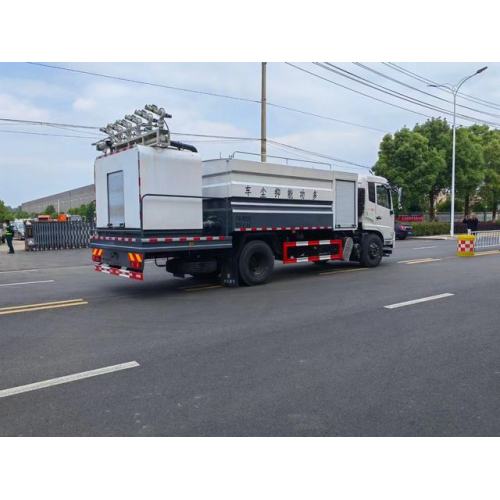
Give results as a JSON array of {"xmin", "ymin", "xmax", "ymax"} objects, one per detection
[
  {"xmin": 462, "ymin": 214, "xmax": 471, "ymax": 234},
  {"xmin": 470, "ymin": 213, "xmax": 479, "ymax": 232},
  {"xmin": 4, "ymin": 220, "xmax": 15, "ymax": 254}
]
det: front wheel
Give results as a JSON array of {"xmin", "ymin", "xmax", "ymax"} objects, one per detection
[
  {"xmin": 360, "ymin": 233, "xmax": 383, "ymax": 267},
  {"xmin": 238, "ymin": 240, "xmax": 275, "ymax": 286}
]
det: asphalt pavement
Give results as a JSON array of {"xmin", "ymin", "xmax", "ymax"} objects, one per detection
[{"xmin": 1, "ymin": 238, "xmax": 499, "ymax": 436}]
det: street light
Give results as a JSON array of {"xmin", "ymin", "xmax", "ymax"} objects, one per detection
[{"xmin": 428, "ymin": 66, "xmax": 487, "ymax": 237}]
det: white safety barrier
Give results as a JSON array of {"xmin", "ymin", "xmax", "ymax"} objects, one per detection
[{"xmin": 472, "ymin": 230, "xmax": 500, "ymax": 249}]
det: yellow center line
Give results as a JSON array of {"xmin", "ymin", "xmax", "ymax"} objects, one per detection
[
  {"xmin": 0, "ymin": 302, "xmax": 89, "ymax": 316},
  {"xmin": 0, "ymin": 299, "xmax": 87, "ymax": 316},
  {"xmin": 0, "ymin": 298, "xmax": 85, "ymax": 312},
  {"xmin": 319, "ymin": 267, "xmax": 368, "ymax": 275}
]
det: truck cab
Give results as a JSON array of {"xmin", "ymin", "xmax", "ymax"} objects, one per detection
[{"xmin": 359, "ymin": 174, "xmax": 395, "ymax": 255}]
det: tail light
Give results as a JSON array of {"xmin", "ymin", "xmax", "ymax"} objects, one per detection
[
  {"xmin": 92, "ymin": 248, "xmax": 103, "ymax": 262},
  {"xmin": 127, "ymin": 252, "xmax": 144, "ymax": 270}
]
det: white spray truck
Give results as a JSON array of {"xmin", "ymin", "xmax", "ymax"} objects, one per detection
[{"xmin": 90, "ymin": 105, "xmax": 394, "ymax": 286}]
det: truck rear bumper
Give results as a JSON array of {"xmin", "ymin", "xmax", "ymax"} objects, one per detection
[{"xmin": 95, "ymin": 263, "xmax": 144, "ymax": 281}]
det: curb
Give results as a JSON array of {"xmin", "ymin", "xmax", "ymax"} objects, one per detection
[{"xmin": 410, "ymin": 235, "xmax": 454, "ymax": 241}]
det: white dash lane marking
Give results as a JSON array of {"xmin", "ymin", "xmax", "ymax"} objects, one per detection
[
  {"xmin": 398, "ymin": 258, "xmax": 441, "ymax": 264},
  {"xmin": 0, "ymin": 361, "xmax": 140, "ymax": 399},
  {"xmin": 412, "ymin": 246, "xmax": 437, "ymax": 250},
  {"xmin": 384, "ymin": 293, "xmax": 454, "ymax": 309},
  {"xmin": 0, "ymin": 280, "xmax": 55, "ymax": 287}
]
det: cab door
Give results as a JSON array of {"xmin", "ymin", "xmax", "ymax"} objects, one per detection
[{"xmin": 374, "ymin": 183, "xmax": 394, "ymax": 241}]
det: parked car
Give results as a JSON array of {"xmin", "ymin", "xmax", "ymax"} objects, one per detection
[
  {"xmin": 13, "ymin": 220, "xmax": 26, "ymax": 240},
  {"xmin": 395, "ymin": 222, "xmax": 413, "ymax": 240}
]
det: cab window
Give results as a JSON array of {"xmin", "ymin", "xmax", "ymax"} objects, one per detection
[
  {"xmin": 376, "ymin": 184, "xmax": 391, "ymax": 209},
  {"xmin": 368, "ymin": 182, "xmax": 376, "ymax": 203}
]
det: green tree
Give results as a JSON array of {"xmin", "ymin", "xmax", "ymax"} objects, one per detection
[
  {"xmin": 0, "ymin": 200, "xmax": 13, "ymax": 222},
  {"xmin": 85, "ymin": 201, "xmax": 96, "ymax": 221},
  {"xmin": 452, "ymin": 128, "xmax": 485, "ymax": 215},
  {"xmin": 413, "ymin": 118, "xmax": 451, "ymax": 219},
  {"xmin": 480, "ymin": 132, "xmax": 500, "ymax": 219},
  {"xmin": 12, "ymin": 209, "xmax": 30, "ymax": 219},
  {"xmin": 374, "ymin": 123, "xmax": 447, "ymax": 220},
  {"xmin": 44, "ymin": 205, "xmax": 57, "ymax": 217}
]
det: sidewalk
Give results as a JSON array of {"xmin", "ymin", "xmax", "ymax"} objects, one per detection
[
  {"xmin": 0, "ymin": 241, "xmax": 91, "ymax": 272},
  {"xmin": 0, "ymin": 239, "xmax": 25, "ymax": 254},
  {"xmin": 411, "ymin": 235, "xmax": 454, "ymax": 240}
]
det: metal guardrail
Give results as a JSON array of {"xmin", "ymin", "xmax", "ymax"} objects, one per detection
[
  {"xmin": 472, "ymin": 230, "xmax": 500, "ymax": 249},
  {"xmin": 26, "ymin": 221, "xmax": 95, "ymax": 251}
]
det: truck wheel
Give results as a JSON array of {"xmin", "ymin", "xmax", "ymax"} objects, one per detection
[
  {"xmin": 360, "ymin": 233, "xmax": 383, "ymax": 267},
  {"xmin": 238, "ymin": 240, "xmax": 274, "ymax": 286}
]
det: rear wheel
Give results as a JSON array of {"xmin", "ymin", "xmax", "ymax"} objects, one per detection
[
  {"xmin": 360, "ymin": 233, "xmax": 383, "ymax": 267},
  {"xmin": 238, "ymin": 240, "xmax": 274, "ymax": 286}
]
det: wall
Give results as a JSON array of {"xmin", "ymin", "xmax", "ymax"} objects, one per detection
[{"xmin": 21, "ymin": 184, "xmax": 95, "ymax": 214}]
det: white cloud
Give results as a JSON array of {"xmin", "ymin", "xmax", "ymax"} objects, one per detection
[
  {"xmin": 0, "ymin": 93, "xmax": 51, "ymax": 121},
  {"xmin": 72, "ymin": 97, "xmax": 96, "ymax": 111}
]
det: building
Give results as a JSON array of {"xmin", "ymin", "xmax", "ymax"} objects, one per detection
[{"xmin": 21, "ymin": 184, "xmax": 95, "ymax": 214}]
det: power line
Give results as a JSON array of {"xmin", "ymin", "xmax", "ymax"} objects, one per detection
[
  {"xmin": 27, "ymin": 62, "xmax": 261, "ymax": 104},
  {"xmin": 266, "ymin": 102, "xmax": 388, "ymax": 133},
  {"xmin": 317, "ymin": 63, "xmax": 500, "ymax": 128},
  {"xmin": 268, "ymin": 139, "xmax": 371, "ymax": 169},
  {"xmin": 0, "ymin": 117, "xmax": 99, "ymax": 130},
  {"xmin": 0, "ymin": 129, "xmax": 99, "ymax": 139},
  {"xmin": 27, "ymin": 62, "xmax": 387, "ymax": 134},
  {"xmin": 0, "ymin": 123, "xmax": 370, "ymax": 170},
  {"xmin": 353, "ymin": 62, "xmax": 500, "ymax": 119},
  {"xmin": 285, "ymin": 62, "xmax": 435, "ymax": 120},
  {"xmin": 383, "ymin": 62, "xmax": 500, "ymax": 111}
]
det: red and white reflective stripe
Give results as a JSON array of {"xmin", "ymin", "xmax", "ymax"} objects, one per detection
[
  {"xmin": 91, "ymin": 235, "xmax": 225, "ymax": 243},
  {"xmin": 91, "ymin": 236, "xmax": 138, "ymax": 242},
  {"xmin": 286, "ymin": 254, "xmax": 340, "ymax": 264},
  {"xmin": 234, "ymin": 226, "xmax": 332, "ymax": 232},
  {"xmin": 95, "ymin": 264, "xmax": 143, "ymax": 281},
  {"xmin": 282, "ymin": 238, "xmax": 343, "ymax": 264},
  {"xmin": 287, "ymin": 239, "xmax": 337, "ymax": 247},
  {"xmin": 141, "ymin": 236, "xmax": 225, "ymax": 243}
]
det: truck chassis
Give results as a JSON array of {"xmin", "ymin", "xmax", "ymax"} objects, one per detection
[{"xmin": 90, "ymin": 225, "xmax": 388, "ymax": 287}]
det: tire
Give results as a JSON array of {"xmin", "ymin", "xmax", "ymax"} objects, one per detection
[
  {"xmin": 238, "ymin": 240, "xmax": 275, "ymax": 286},
  {"xmin": 360, "ymin": 233, "xmax": 383, "ymax": 267}
]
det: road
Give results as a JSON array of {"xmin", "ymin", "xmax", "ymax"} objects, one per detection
[{"xmin": 1, "ymin": 239, "xmax": 499, "ymax": 436}]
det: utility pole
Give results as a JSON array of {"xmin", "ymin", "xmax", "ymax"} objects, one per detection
[
  {"xmin": 428, "ymin": 66, "xmax": 487, "ymax": 237},
  {"xmin": 261, "ymin": 62, "xmax": 267, "ymax": 163}
]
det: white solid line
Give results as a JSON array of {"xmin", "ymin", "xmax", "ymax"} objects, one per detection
[
  {"xmin": 0, "ymin": 280, "xmax": 55, "ymax": 287},
  {"xmin": 0, "ymin": 269, "xmax": 39, "ymax": 274},
  {"xmin": 398, "ymin": 258, "xmax": 441, "ymax": 264},
  {"xmin": 384, "ymin": 293, "xmax": 454, "ymax": 309},
  {"xmin": 412, "ymin": 246, "xmax": 437, "ymax": 250},
  {"xmin": 0, "ymin": 361, "xmax": 140, "ymax": 399}
]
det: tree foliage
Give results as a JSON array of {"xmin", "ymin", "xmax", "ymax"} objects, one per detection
[
  {"xmin": 374, "ymin": 118, "xmax": 499, "ymax": 219},
  {"xmin": 68, "ymin": 201, "xmax": 95, "ymax": 221},
  {"xmin": 0, "ymin": 200, "xmax": 13, "ymax": 222}
]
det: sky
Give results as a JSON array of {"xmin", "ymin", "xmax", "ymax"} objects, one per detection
[{"xmin": 1, "ymin": 61, "xmax": 500, "ymax": 207}]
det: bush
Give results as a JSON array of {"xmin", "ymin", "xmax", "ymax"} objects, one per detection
[{"xmin": 411, "ymin": 222, "xmax": 450, "ymax": 236}]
